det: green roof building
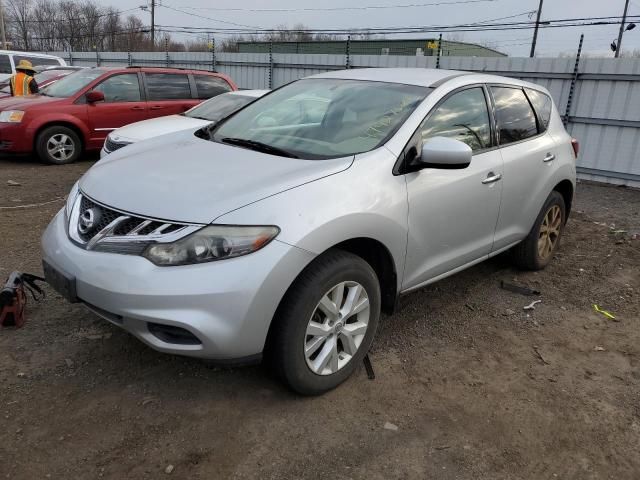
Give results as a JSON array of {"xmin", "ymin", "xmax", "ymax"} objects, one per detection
[{"xmin": 237, "ymin": 38, "xmax": 506, "ymax": 57}]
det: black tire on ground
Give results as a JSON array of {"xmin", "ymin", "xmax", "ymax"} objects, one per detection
[
  {"xmin": 268, "ymin": 249, "xmax": 381, "ymax": 395},
  {"xmin": 35, "ymin": 125, "xmax": 82, "ymax": 165},
  {"xmin": 512, "ymin": 190, "xmax": 566, "ymax": 271}
]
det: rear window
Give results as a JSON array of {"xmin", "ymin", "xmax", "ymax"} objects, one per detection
[
  {"xmin": 145, "ymin": 73, "xmax": 192, "ymax": 100},
  {"xmin": 0, "ymin": 54, "xmax": 11, "ymax": 74},
  {"xmin": 525, "ymin": 88, "xmax": 553, "ymax": 132},
  {"xmin": 491, "ymin": 86, "xmax": 538, "ymax": 145},
  {"xmin": 194, "ymin": 75, "xmax": 232, "ymax": 99},
  {"xmin": 15, "ymin": 55, "xmax": 61, "ymax": 68}
]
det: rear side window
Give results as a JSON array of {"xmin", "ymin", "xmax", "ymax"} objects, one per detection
[
  {"xmin": 525, "ymin": 88, "xmax": 553, "ymax": 132},
  {"xmin": 145, "ymin": 73, "xmax": 191, "ymax": 100},
  {"xmin": 419, "ymin": 87, "xmax": 491, "ymax": 152},
  {"xmin": 194, "ymin": 75, "xmax": 232, "ymax": 99},
  {"xmin": 15, "ymin": 55, "xmax": 61, "ymax": 67},
  {"xmin": 491, "ymin": 86, "xmax": 538, "ymax": 145},
  {"xmin": 0, "ymin": 54, "xmax": 11, "ymax": 73}
]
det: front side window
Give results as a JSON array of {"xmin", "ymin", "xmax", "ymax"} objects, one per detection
[
  {"xmin": 211, "ymin": 78, "xmax": 430, "ymax": 160},
  {"xmin": 491, "ymin": 86, "xmax": 538, "ymax": 145},
  {"xmin": 525, "ymin": 88, "xmax": 553, "ymax": 132},
  {"xmin": 0, "ymin": 54, "xmax": 11, "ymax": 74},
  {"xmin": 43, "ymin": 69, "xmax": 104, "ymax": 98},
  {"xmin": 418, "ymin": 87, "xmax": 491, "ymax": 152},
  {"xmin": 194, "ymin": 75, "xmax": 232, "ymax": 99},
  {"xmin": 93, "ymin": 74, "xmax": 141, "ymax": 102},
  {"xmin": 145, "ymin": 73, "xmax": 191, "ymax": 100}
]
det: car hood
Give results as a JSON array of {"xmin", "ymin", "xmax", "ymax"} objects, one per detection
[
  {"xmin": 110, "ymin": 115, "xmax": 210, "ymax": 143},
  {"xmin": 0, "ymin": 94, "xmax": 64, "ymax": 110},
  {"xmin": 80, "ymin": 129, "xmax": 354, "ymax": 224}
]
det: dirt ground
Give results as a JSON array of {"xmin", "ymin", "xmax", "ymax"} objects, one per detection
[{"xmin": 1, "ymin": 156, "xmax": 639, "ymax": 480}]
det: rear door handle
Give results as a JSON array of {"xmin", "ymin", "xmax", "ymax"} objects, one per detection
[
  {"xmin": 130, "ymin": 106, "xmax": 144, "ymax": 111},
  {"xmin": 482, "ymin": 172, "xmax": 502, "ymax": 184},
  {"xmin": 543, "ymin": 153, "xmax": 556, "ymax": 162}
]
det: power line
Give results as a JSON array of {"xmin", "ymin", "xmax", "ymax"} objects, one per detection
[
  {"xmin": 160, "ymin": 4, "xmax": 261, "ymax": 29},
  {"xmin": 156, "ymin": 14, "xmax": 640, "ymax": 36},
  {"xmin": 173, "ymin": 0, "xmax": 499, "ymax": 13}
]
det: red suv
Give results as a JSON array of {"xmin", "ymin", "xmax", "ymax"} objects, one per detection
[{"xmin": 0, "ymin": 67, "xmax": 237, "ymax": 164}]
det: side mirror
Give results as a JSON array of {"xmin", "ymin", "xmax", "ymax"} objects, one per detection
[
  {"xmin": 86, "ymin": 90, "xmax": 105, "ymax": 104},
  {"xmin": 412, "ymin": 136, "xmax": 472, "ymax": 170}
]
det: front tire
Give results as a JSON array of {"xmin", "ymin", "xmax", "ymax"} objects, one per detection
[
  {"xmin": 512, "ymin": 190, "xmax": 566, "ymax": 270},
  {"xmin": 36, "ymin": 126, "xmax": 82, "ymax": 165},
  {"xmin": 269, "ymin": 250, "xmax": 381, "ymax": 395}
]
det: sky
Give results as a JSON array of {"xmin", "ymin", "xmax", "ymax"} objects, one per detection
[{"xmin": 104, "ymin": 0, "xmax": 640, "ymax": 57}]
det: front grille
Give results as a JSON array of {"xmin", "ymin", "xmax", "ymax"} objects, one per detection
[
  {"xmin": 69, "ymin": 193, "xmax": 199, "ymax": 254},
  {"xmin": 77, "ymin": 196, "xmax": 182, "ymax": 243},
  {"xmin": 104, "ymin": 137, "xmax": 130, "ymax": 153}
]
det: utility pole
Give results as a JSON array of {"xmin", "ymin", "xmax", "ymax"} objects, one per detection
[
  {"xmin": 615, "ymin": 0, "xmax": 630, "ymax": 58},
  {"xmin": 0, "ymin": 0, "xmax": 7, "ymax": 50},
  {"xmin": 529, "ymin": 0, "xmax": 544, "ymax": 58},
  {"xmin": 151, "ymin": 0, "xmax": 155, "ymax": 51}
]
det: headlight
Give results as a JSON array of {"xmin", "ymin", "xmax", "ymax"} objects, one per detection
[
  {"xmin": 64, "ymin": 181, "xmax": 80, "ymax": 220},
  {"xmin": 143, "ymin": 225, "xmax": 280, "ymax": 266},
  {"xmin": 0, "ymin": 110, "xmax": 24, "ymax": 123}
]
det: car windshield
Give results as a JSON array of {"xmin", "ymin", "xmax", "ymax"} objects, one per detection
[
  {"xmin": 43, "ymin": 69, "xmax": 104, "ymax": 98},
  {"xmin": 211, "ymin": 78, "xmax": 430, "ymax": 160},
  {"xmin": 185, "ymin": 93, "xmax": 259, "ymax": 122}
]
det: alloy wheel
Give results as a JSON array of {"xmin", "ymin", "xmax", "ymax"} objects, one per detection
[
  {"xmin": 538, "ymin": 204, "xmax": 562, "ymax": 260},
  {"xmin": 304, "ymin": 281, "xmax": 370, "ymax": 376},
  {"xmin": 47, "ymin": 134, "xmax": 75, "ymax": 162}
]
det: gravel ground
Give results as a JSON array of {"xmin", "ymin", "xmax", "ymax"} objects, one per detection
[{"xmin": 1, "ymin": 156, "xmax": 639, "ymax": 480}]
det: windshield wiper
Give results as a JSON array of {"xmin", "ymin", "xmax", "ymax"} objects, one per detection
[{"xmin": 221, "ymin": 137, "xmax": 298, "ymax": 158}]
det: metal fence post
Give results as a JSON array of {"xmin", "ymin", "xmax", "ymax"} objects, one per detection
[
  {"xmin": 127, "ymin": 50, "xmax": 132, "ymax": 67},
  {"xmin": 345, "ymin": 35, "xmax": 351, "ymax": 69},
  {"xmin": 165, "ymin": 38, "xmax": 170, "ymax": 67},
  {"xmin": 268, "ymin": 41, "xmax": 273, "ymax": 89},
  {"xmin": 68, "ymin": 47, "xmax": 73, "ymax": 66},
  {"xmin": 564, "ymin": 33, "xmax": 584, "ymax": 126},
  {"xmin": 211, "ymin": 39, "xmax": 216, "ymax": 72},
  {"xmin": 436, "ymin": 33, "xmax": 443, "ymax": 69},
  {"xmin": 95, "ymin": 48, "xmax": 100, "ymax": 67}
]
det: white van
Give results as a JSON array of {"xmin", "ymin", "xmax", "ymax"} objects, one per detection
[{"xmin": 0, "ymin": 50, "xmax": 66, "ymax": 81}]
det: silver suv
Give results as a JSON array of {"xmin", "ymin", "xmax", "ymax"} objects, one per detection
[{"xmin": 42, "ymin": 68, "xmax": 577, "ymax": 395}]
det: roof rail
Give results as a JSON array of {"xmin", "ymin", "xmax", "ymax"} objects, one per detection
[{"xmin": 126, "ymin": 66, "xmax": 218, "ymax": 73}]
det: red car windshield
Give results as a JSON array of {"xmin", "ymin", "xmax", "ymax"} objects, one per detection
[{"xmin": 43, "ymin": 69, "xmax": 104, "ymax": 98}]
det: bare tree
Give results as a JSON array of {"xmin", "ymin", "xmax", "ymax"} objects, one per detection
[
  {"xmin": 31, "ymin": 0, "xmax": 61, "ymax": 51},
  {"xmin": 101, "ymin": 7, "xmax": 121, "ymax": 52},
  {"xmin": 7, "ymin": 0, "xmax": 33, "ymax": 50}
]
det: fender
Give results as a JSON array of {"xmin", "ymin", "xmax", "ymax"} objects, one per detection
[
  {"xmin": 215, "ymin": 148, "xmax": 409, "ymax": 291},
  {"xmin": 27, "ymin": 113, "xmax": 91, "ymax": 147}
]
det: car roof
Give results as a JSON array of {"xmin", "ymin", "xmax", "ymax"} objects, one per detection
[
  {"xmin": 228, "ymin": 89, "xmax": 269, "ymax": 98},
  {"xmin": 0, "ymin": 50, "xmax": 63, "ymax": 59},
  {"xmin": 309, "ymin": 68, "xmax": 547, "ymax": 92}
]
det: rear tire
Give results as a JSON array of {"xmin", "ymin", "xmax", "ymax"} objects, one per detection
[
  {"xmin": 269, "ymin": 249, "xmax": 381, "ymax": 395},
  {"xmin": 36, "ymin": 126, "xmax": 82, "ymax": 165},
  {"xmin": 512, "ymin": 190, "xmax": 566, "ymax": 270}
]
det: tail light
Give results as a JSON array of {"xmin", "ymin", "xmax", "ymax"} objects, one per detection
[{"xmin": 571, "ymin": 138, "xmax": 579, "ymax": 159}]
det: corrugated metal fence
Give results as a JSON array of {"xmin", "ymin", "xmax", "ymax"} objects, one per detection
[{"xmin": 46, "ymin": 51, "xmax": 640, "ymax": 187}]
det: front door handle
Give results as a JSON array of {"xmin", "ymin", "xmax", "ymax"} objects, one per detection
[
  {"xmin": 130, "ymin": 106, "xmax": 144, "ymax": 111},
  {"xmin": 150, "ymin": 106, "xmax": 165, "ymax": 110},
  {"xmin": 543, "ymin": 153, "xmax": 556, "ymax": 162},
  {"xmin": 482, "ymin": 172, "xmax": 502, "ymax": 184}
]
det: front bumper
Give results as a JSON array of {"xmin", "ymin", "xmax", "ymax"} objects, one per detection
[
  {"xmin": 42, "ymin": 210, "xmax": 315, "ymax": 359},
  {"xmin": 0, "ymin": 123, "xmax": 33, "ymax": 153}
]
